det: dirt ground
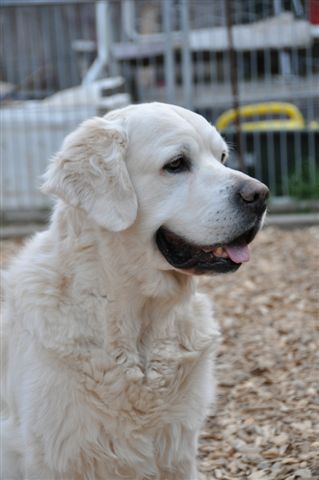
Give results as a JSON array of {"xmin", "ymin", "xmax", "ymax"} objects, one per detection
[
  {"xmin": 1, "ymin": 226, "xmax": 318, "ymax": 480},
  {"xmin": 198, "ymin": 226, "xmax": 319, "ymax": 480}
]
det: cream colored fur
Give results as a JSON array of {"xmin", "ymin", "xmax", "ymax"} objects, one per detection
[{"xmin": 1, "ymin": 103, "xmax": 262, "ymax": 479}]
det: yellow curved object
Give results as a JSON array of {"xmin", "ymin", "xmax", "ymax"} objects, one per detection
[{"xmin": 216, "ymin": 102, "xmax": 306, "ymax": 132}]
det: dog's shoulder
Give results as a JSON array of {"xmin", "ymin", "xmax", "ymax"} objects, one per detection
[{"xmin": 3, "ymin": 228, "xmax": 107, "ymax": 354}]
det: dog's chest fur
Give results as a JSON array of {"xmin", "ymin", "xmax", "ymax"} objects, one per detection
[
  {"xmin": 79, "ymin": 292, "xmax": 219, "ymax": 427},
  {"xmin": 65, "ymin": 293, "xmax": 219, "ymax": 478}
]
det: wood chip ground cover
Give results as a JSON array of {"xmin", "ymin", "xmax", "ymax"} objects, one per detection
[{"xmin": 1, "ymin": 227, "xmax": 318, "ymax": 479}]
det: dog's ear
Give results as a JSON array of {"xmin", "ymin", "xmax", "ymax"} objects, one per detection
[{"xmin": 42, "ymin": 116, "xmax": 137, "ymax": 232}]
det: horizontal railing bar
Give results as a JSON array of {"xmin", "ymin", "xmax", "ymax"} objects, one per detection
[{"xmin": 1, "ymin": 0, "xmax": 95, "ymax": 6}]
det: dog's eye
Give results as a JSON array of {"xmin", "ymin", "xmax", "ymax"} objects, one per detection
[
  {"xmin": 221, "ymin": 152, "xmax": 227, "ymax": 164},
  {"xmin": 163, "ymin": 156, "xmax": 190, "ymax": 174}
]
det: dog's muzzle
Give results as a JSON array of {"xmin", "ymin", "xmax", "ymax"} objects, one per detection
[
  {"xmin": 156, "ymin": 178, "xmax": 269, "ymax": 275},
  {"xmin": 155, "ymin": 222, "xmax": 262, "ymax": 275}
]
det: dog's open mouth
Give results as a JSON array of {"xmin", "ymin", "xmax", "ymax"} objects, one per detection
[{"xmin": 156, "ymin": 225, "xmax": 259, "ymax": 274}]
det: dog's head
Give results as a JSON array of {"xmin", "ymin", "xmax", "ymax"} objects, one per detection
[{"xmin": 42, "ymin": 102, "xmax": 269, "ymax": 275}]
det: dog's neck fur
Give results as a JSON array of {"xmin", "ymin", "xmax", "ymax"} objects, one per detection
[
  {"xmin": 48, "ymin": 201, "xmax": 196, "ymax": 356},
  {"xmin": 50, "ymin": 200, "xmax": 194, "ymax": 301}
]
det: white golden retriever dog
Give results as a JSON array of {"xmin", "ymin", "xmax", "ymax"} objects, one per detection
[{"xmin": 1, "ymin": 103, "xmax": 268, "ymax": 479}]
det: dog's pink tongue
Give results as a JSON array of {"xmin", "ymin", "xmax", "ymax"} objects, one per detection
[{"xmin": 224, "ymin": 243, "xmax": 250, "ymax": 264}]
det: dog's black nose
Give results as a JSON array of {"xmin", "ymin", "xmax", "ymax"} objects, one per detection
[{"xmin": 238, "ymin": 180, "xmax": 269, "ymax": 213}]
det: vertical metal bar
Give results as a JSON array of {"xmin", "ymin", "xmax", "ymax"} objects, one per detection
[
  {"xmin": 209, "ymin": 48, "xmax": 217, "ymax": 84},
  {"xmin": 150, "ymin": 53, "xmax": 157, "ymax": 103},
  {"xmin": 41, "ymin": 3, "xmax": 52, "ymax": 98},
  {"xmin": 53, "ymin": 4, "xmax": 68, "ymax": 90},
  {"xmin": 97, "ymin": 1, "xmax": 111, "ymax": 69},
  {"xmin": 137, "ymin": 57, "xmax": 145, "ymax": 103},
  {"xmin": 225, "ymin": 0, "xmax": 245, "ymax": 171},
  {"xmin": 280, "ymin": 132, "xmax": 289, "ymax": 196},
  {"xmin": 198, "ymin": 48, "xmax": 205, "ymax": 114},
  {"xmin": 28, "ymin": 4, "xmax": 40, "ymax": 207},
  {"xmin": 15, "ymin": 6, "xmax": 29, "ymax": 208},
  {"xmin": 108, "ymin": 1, "xmax": 118, "ymax": 77},
  {"xmin": 162, "ymin": 0, "xmax": 176, "ymax": 104},
  {"xmin": 234, "ymin": 0, "xmax": 247, "ymax": 172},
  {"xmin": 122, "ymin": 0, "xmax": 136, "ymax": 41},
  {"xmin": 180, "ymin": 0, "xmax": 192, "ymax": 110},
  {"xmin": 294, "ymin": 40, "xmax": 303, "ymax": 179},
  {"xmin": 221, "ymin": 0, "xmax": 229, "ymax": 99},
  {"xmin": 250, "ymin": 2, "xmax": 261, "ymax": 180},
  {"xmin": 38, "ymin": 3, "xmax": 56, "ymax": 208},
  {"xmin": 52, "ymin": 3, "xmax": 71, "ymax": 133},
  {"xmin": 274, "ymin": 0, "xmax": 291, "ymax": 77},
  {"xmin": 78, "ymin": 3, "xmax": 90, "ymax": 118},
  {"xmin": 266, "ymin": 129, "xmax": 276, "ymax": 195},
  {"xmin": 83, "ymin": 1, "xmax": 112, "ymax": 84},
  {"xmin": 66, "ymin": 3, "xmax": 79, "ymax": 86},
  {"xmin": 305, "ymin": 43, "xmax": 316, "ymax": 187},
  {"xmin": 261, "ymin": 1, "xmax": 275, "ymax": 194},
  {"xmin": 2, "ymin": 7, "xmax": 17, "ymax": 210},
  {"xmin": 274, "ymin": 0, "xmax": 287, "ymax": 196}
]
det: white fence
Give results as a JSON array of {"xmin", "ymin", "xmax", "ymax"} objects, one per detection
[{"xmin": 1, "ymin": 0, "xmax": 318, "ymax": 219}]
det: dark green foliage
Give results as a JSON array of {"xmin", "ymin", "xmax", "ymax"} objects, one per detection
[{"xmin": 288, "ymin": 166, "xmax": 319, "ymax": 199}]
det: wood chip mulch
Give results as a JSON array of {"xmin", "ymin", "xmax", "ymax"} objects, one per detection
[
  {"xmin": 199, "ymin": 226, "xmax": 319, "ymax": 480},
  {"xmin": 1, "ymin": 226, "xmax": 318, "ymax": 479}
]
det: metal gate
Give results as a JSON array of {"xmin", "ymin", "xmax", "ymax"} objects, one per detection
[{"xmin": 1, "ymin": 0, "xmax": 318, "ymax": 218}]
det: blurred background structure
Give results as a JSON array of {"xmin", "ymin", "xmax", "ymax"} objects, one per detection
[{"xmin": 1, "ymin": 0, "xmax": 318, "ymax": 222}]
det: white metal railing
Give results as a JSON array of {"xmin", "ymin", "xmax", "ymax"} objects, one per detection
[{"xmin": 1, "ymin": 0, "xmax": 318, "ymax": 218}]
